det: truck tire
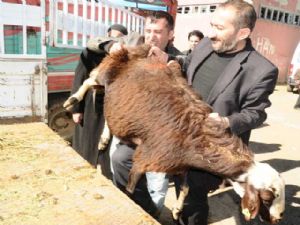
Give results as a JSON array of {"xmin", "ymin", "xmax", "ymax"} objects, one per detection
[{"xmin": 48, "ymin": 102, "xmax": 74, "ymax": 142}]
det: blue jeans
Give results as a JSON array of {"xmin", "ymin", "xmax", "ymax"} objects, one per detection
[
  {"xmin": 111, "ymin": 143, "xmax": 169, "ymax": 216},
  {"xmin": 146, "ymin": 172, "xmax": 169, "ymax": 213}
]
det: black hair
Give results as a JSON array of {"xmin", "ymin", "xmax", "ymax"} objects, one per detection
[
  {"xmin": 146, "ymin": 10, "xmax": 174, "ymax": 30},
  {"xmin": 107, "ymin": 24, "xmax": 128, "ymax": 35},
  {"xmin": 188, "ymin": 30, "xmax": 204, "ymax": 40},
  {"xmin": 219, "ymin": 0, "xmax": 257, "ymax": 31}
]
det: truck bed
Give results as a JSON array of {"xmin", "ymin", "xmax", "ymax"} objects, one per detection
[{"xmin": 0, "ymin": 123, "xmax": 159, "ymax": 225}]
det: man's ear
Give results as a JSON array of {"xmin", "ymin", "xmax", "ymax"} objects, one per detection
[
  {"xmin": 168, "ymin": 30, "xmax": 174, "ymax": 41},
  {"xmin": 238, "ymin": 27, "xmax": 251, "ymax": 41},
  {"xmin": 241, "ymin": 183, "xmax": 260, "ymax": 221}
]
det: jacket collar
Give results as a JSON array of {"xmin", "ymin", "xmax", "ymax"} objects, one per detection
[{"xmin": 188, "ymin": 38, "xmax": 253, "ymax": 105}]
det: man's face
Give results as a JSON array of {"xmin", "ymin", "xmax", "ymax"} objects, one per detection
[
  {"xmin": 189, "ymin": 35, "xmax": 201, "ymax": 51},
  {"xmin": 208, "ymin": 6, "xmax": 240, "ymax": 53},
  {"xmin": 144, "ymin": 17, "xmax": 174, "ymax": 51}
]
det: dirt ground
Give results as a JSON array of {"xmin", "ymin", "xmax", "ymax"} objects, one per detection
[
  {"xmin": 0, "ymin": 123, "xmax": 159, "ymax": 225},
  {"xmin": 1, "ymin": 86, "xmax": 299, "ymax": 225},
  {"xmin": 158, "ymin": 85, "xmax": 300, "ymax": 225}
]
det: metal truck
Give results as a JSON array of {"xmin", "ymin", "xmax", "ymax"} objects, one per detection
[{"xmin": 0, "ymin": 0, "xmax": 177, "ymax": 140}]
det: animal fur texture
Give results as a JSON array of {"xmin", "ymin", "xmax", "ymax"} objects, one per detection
[{"xmin": 64, "ymin": 44, "xmax": 285, "ymax": 224}]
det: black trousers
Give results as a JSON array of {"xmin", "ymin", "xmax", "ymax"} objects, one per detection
[
  {"xmin": 174, "ymin": 170, "xmax": 222, "ymax": 225},
  {"xmin": 294, "ymin": 93, "xmax": 300, "ymax": 109},
  {"xmin": 111, "ymin": 143, "xmax": 158, "ymax": 217}
]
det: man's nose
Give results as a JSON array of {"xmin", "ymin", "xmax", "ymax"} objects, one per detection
[
  {"xmin": 207, "ymin": 27, "xmax": 216, "ymax": 39},
  {"xmin": 148, "ymin": 32, "xmax": 156, "ymax": 40}
]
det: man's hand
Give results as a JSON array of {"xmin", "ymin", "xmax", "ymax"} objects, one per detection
[
  {"xmin": 209, "ymin": 112, "xmax": 230, "ymax": 128},
  {"xmin": 148, "ymin": 46, "xmax": 168, "ymax": 63},
  {"xmin": 72, "ymin": 113, "xmax": 83, "ymax": 124}
]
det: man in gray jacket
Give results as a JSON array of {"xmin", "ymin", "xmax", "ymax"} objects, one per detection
[{"xmin": 174, "ymin": 1, "xmax": 278, "ymax": 224}]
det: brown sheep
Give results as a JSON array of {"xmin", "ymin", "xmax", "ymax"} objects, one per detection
[{"xmin": 64, "ymin": 44, "xmax": 285, "ymax": 224}]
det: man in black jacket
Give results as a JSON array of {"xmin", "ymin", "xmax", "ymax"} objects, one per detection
[{"xmin": 70, "ymin": 24, "xmax": 128, "ymax": 180}]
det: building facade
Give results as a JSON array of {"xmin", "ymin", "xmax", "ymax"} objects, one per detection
[{"xmin": 174, "ymin": 0, "xmax": 300, "ymax": 83}]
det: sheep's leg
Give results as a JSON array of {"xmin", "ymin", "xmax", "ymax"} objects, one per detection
[
  {"xmin": 63, "ymin": 77, "xmax": 99, "ymax": 111},
  {"xmin": 127, "ymin": 169, "xmax": 143, "ymax": 194},
  {"xmin": 172, "ymin": 174, "xmax": 189, "ymax": 221},
  {"xmin": 98, "ymin": 120, "xmax": 111, "ymax": 150},
  {"xmin": 126, "ymin": 145, "xmax": 145, "ymax": 194}
]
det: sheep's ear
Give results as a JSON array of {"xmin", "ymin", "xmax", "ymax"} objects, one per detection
[
  {"xmin": 241, "ymin": 183, "xmax": 260, "ymax": 221},
  {"xmin": 230, "ymin": 180, "xmax": 246, "ymax": 197},
  {"xmin": 259, "ymin": 188, "xmax": 275, "ymax": 202}
]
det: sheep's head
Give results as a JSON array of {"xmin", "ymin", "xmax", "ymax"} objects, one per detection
[{"xmin": 233, "ymin": 162, "xmax": 285, "ymax": 224}]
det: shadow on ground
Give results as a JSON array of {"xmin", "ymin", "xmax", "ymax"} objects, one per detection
[
  {"xmin": 262, "ymin": 158, "xmax": 300, "ymax": 174},
  {"xmin": 158, "ymin": 158, "xmax": 300, "ymax": 225},
  {"xmin": 249, "ymin": 141, "xmax": 281, "ymax": 154},
  {"xmin": 208, "ymin": 184, "xmax": 300, "ymax": 225}
]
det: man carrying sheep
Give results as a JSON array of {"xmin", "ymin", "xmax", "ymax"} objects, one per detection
[
  {"xmin": 150, "ymin": 0, "xmax": 279, "ymax": 224},
  {"xmin": 83, "ymin": 10, "xmax": 182, "ymax": 217}
]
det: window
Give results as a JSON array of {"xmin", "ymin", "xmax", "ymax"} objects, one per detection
[
  {"xmin": 209, "ymin": 5, "xmax": 216, "ymax": 13},
  {"xmin": 278, "ymin": 11, "xmax": 284, "ymax": 22},
  {"xmin": 272, "ymin": 10, "xmax": 278, "ymax": 21},
  {"xmin": 284, "ymin": 13, "xmax": 289, "ymax": 23},
  {"xmin": 266, "ymin": 8, "xmax": 272, "ymax": 19},
  {"xmin": 288, "ymin": 14, "xmax": 294, "ymax": 24},
  {"xmin": 260, "ymin": 7, "xmax": 266, "ymax": 18},
  {"xmin": 294, "ymin": 15, "xmax": 299, "ymax": 25},
  {"xmin": 177, "ymin": 4, "xmax": 218, "ymax": 14},
  {"xmin": 184, "ymin": 7, "xmax": 190, "ymax": 14},
  {"xmin": 194, "ymin": 6, "xmax": 199, "ymax": 13},
  {"xmin": 200, "ymin": 6, "xmax": 207, "ymax": 13},
  {"xmin": 27, "ymin": 27, "xmax": 41, "ymax": 55},
  {"xmin": 4, "ymin": 25, "xmax": 23, "ymax": 54},
  {"xmin": 259, "ymin": 5, "xmax": 300, "ymax": 26}
]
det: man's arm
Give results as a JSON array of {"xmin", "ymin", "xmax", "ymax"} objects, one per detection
[{"xmin": 228, "ymin": 67, "xmax": 278, "ymax": 135}]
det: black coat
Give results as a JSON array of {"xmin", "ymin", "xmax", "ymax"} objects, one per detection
[
  {"xmin": 185, "ymin": 38, "xmax": 278, "ymax": 144},
  {"xmin": 71, "ymin": 37, "xmax": 182, "ymax": 174},
  {"xmin": 71, "ymin": 48, "xmax": 111, "ymax": 176},
  {"xmin": 173, "ymin": 38, "xmax": 279, "ymax": 224}
]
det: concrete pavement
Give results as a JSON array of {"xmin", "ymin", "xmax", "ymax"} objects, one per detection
[{"xmin": 159, "ymin": 85, "xmax": 300, "ymax": 225}]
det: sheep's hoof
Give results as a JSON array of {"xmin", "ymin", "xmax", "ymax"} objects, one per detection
[
  {"xmin": 98, "ymin": 137, "xmax": 110, "ymax": 150},
  {"xmin": 63, "ymin": 97, "xmax": 79, "ymax": 111},
  {"xmin": 172, "ymin": 207, "xmax": 182, "ymax": 221},
  {"xmin": 125, "ymin": 185, "xmax": 135, "ymax": 195}
]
